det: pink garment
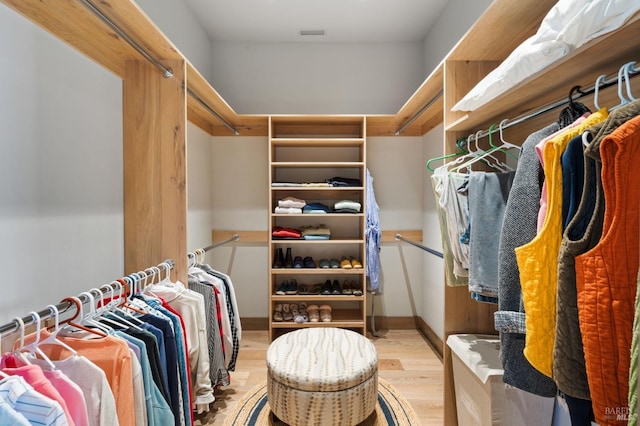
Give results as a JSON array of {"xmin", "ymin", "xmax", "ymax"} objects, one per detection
[
  {"xmin": 0, "ymin": 356, "xmax": 76, "ymax": 426},
  {"xmin": 42, "ymin": 369, "xmax": 89, "ymax": 426},
  {"xmin": 535, "ymin": 114, "xmax": 589, "ymax": 232}
]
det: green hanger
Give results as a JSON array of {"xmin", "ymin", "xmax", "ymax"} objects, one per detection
[{"xmin": 426, "ymin": 139, "xmax": 468, "ymax": 172}]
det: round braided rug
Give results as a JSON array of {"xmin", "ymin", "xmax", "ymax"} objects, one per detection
[{"xmin": 223, "ymin": 378, "xmax": 420, "ymax": 426}]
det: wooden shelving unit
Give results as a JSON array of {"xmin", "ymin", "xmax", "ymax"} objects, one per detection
[{"xmin": 268, "ymin": 115, "xmax": 367, "ymax": 341}]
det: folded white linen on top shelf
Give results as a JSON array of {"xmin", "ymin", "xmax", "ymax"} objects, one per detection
[{"xmin": 452, "ymin": 0, "xmax": 640, "ymax": 112}]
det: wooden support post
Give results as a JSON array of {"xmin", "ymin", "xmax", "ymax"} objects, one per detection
[{"xmin": 123, "ymin": 59, "xmax": 188, "ymax": 283}]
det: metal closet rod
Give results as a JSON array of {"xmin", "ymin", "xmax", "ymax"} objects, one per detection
[
  {"xmin": 199, "ymin": 233, "xmax": 241, "ymax": 253},
  {"xmin": 77, "ymin": 0, "xmax": 240, "ymax": 136},
  {"xmin": 472, "ymin": 61, "xmax": 640, "ymax": 141},
  {"xmin": 395, "ymin": 233, "xmax": 443, "ymax": 259},
  {"xmin": 0, "ymin": 259, "xmax": 174, "ymax": 337},
  {"xmin": 187, "ymin": 89, "xmax": 240, "ymax": 136},
  {"xmin": 395, "ymin": 89, "xmax": 444, "ymax": 136}
]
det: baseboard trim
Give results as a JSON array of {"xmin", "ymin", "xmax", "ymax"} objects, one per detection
[
  {"xmin": 415, "ymin": 316, "xmax": 444, "ymax": 360},
  {"xmin": 367, "ymin": 315, "xmax": 417, "ymax": 330},
  {"xmin": 241, "ymin": 317, "xmax": 269, "ymax": 330}
]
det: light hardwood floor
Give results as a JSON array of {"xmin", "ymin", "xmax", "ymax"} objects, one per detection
[{"xmin": 195, "ymin": 329, "xmax": 444, "ymax": 425}]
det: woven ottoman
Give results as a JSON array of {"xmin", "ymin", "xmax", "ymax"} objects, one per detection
[{"xmin": 266, "ymin": 327, "xmax": 378, "ymax": 426}]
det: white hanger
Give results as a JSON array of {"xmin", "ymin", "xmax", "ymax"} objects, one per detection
[
  {"xmin": 77, "ymin": 292, "xmax": 112, "ymax": 334},
  {"xmin": 10, "ymin": 316, "xmax": 32, "ymax": 366},
  {"xmin": 19, "ymin": 312, "xmax": 57, "ymax": 370},
  {"xmin": 622, "ymin": 61, "xmax": 637, "ymax": 102},
  {"xmin": 38, "ymin": 304, "xmax": 78, "ymax": 356}
]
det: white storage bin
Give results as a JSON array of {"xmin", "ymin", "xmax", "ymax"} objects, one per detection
[{"xmin": 447, "ymin": 334, "xmax": 505, "ymax": 426}]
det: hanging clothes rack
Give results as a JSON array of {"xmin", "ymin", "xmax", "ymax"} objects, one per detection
[
  {"xmin": 75, "ymin": 0, "xmax": 240, "ymax": 135},
  {"xmin": 199, "ymin": 233, "xmax": 240, "ymax": 253},
  {"xmin": 471, "ymin": 61, "xmax": 639, "ymax": 141},
  {"xmin": 395, "ymin": 233, "xmax": 443, "ymax": 258},
  {"xmin": 395, "ymin": 90, "xmax": 444, "ymax": 136},
  {"xmin": 0, "ymin": 258, "xmax": 174, "ymax": 337}
]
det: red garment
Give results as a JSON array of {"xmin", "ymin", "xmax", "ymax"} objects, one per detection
[
  {"xmin": 272, "ymin": 226, "xmax": 302, "ymax": 239},
  {"xmin": 575, "ymin": 115, "xmax": 640, "ymax": 425}
]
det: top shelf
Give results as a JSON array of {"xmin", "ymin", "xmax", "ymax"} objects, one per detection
[{"xmin": 445, "ymin": 11, "xmax": 640, "ymax": 133}]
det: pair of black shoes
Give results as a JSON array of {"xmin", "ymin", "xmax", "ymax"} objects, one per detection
[
  {"xmin": 321, "ymin": 279, "xmax": 341, "ymax": 295},
  {"xmin": 273, "ymin": 248, "xmax": 293, "ymax": 268}
]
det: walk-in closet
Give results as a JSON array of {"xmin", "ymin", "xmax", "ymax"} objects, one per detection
[{"xmin": 1, "ymin": 0, "xmax": 639, "ymax": 425}]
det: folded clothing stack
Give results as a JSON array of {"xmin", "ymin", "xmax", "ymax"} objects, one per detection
[
  {"xmin": 275, "ymin": 196, "xmax": 306, "ymax": 214},
  {"xmin": 272, "ymin": 226, "xmax": 302, "ymax": 239},
  {"xmin": 301, "ymin": 224, "xmax": 331, "ymax": 240},
  {"xmin": 333, "ymin": 200, "xmax": 361, "ymax": 213},
  {"xmin": 326, "ymin": 176, "xmax": 361, "ymax": 187},
  {"xmin": 302, "ymin": 202, "xmax": 331, "ymax": 214}
]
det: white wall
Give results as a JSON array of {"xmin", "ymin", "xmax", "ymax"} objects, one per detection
[
  {"xmin": 210, "ymin": 42, "xmax": 425, "ymax": 114},
  {"xmin": 135, "ymin": 0, "xmax": 213, "ymax": 77},
  {"xmin": 0, "ymin": 0, "xmax": 214, "ymax": 327},
  {"xmin": 368, "ymin": 137, "xmax": 425, "ymax": 318},
  {"xmin": 421, "ymin": 125, "xmax": 446, "ymax": 339},
  {"xmin": 422, "ymin": 0, "xmax": 493, "ymax": 76},
  {"xmin": 0, "ymin": 9, "xmax": 124, "ymax": 324}
]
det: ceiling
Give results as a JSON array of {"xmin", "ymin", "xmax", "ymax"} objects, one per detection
[{"xmin": 183, "ymin": 0, "xmax": 450, "ymax": 43}]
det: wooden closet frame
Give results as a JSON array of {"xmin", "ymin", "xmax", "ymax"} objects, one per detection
[{"xmin": 3, "ymin": 0, "xmax": 640, "ymax": 424}]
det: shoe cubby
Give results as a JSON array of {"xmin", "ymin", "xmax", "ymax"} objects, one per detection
[{"xmin": 268, "ymin": 115, "xmax": 367, "ymax": 341}]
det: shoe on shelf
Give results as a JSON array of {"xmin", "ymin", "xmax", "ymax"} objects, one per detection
[
  {"xmin": 272, "ymin": 248, "xmax": 284, "ymax": 268},
  {"xmin": 319, "ymin": 304, "xmax": 332, "ymax": 322},
  {"xmin": 284, "ymin": 248, "xmax": 294, "ymax": 268},
  {"xmin": 294, "ymin": 302, "xmax": 309, "ymax": 323},
  {"xmin": 275, "ymin": 280, "xmax": 288, "ymax": 295},
  {"xmin": 340, "ymin": 256, "xmax": 352, "ymax": 269},
  {"xmin": 351, "ymin": 280, "xmax": 363, "ymax": 296},
  {"xmin": 330, "ymin": 258, "xmax": 340, "ymax": 269},
  {"xmin": 310, "ymin": 284, "xmax": 322, "ymax": 295},
  {"xmin": 321, "ymin": 280, "xmax": 332, "ymax": 295},
  {"xmin": 319, "ymin": 258, "xmax": 330, "ymax": 268},
  {"xmin": 293, "ymin": 256, "xmax": 304, "ymax": 268},
  {"xmin": 282, "ymin": 304, "xmax": 293, "ymax": 321},
  {"xmin": 342, "ymin": 280, "xmax": 353, "ymax": 295},
  {"xmin": 286, "ymin": 279, "xmax": 298, "ymax": 295},
  {"xmin": 298, "ymin": 284, "xmax": 309, "ymax": 295},
  {"xmin": 331, "ymin": 279, "xmax": 341, "ymax": 295},
  {"xmin": 303, "ymin": 256, "xmax": 316, "ymax": 268},
  {"xmin": 273, "ymin": 303, "xmax": 283, "ymax": 322},
  {"xmin": 350, "ymin": 257, "xmax": 363, "ymax": 269},
  {"xmin": 307, "ymin": 304, "xmax": 320, "ymax": 322}
]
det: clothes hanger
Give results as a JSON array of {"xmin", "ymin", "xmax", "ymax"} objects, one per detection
[
  {"xmin": 77, "ymin": 291, "xmax": 113, "ymax": 334},
  {"xmin": 488, "ymin": 122, "xmax": 520, "ymax": 161},
  {"xmin": 611, "ymin": 62, "xmax": 632, "ymax": 111},
  {"xmin": 592, "ymin": 74, "xmax": 609, "ymax": 110},
  {"xmin": 59, "ymin": 296, "xmax": 108, "ymax": 338},
  {"xmin": 557, "ymin": 85, "xmax": 591, "ymax": 127},
  {"xmin": 101, "ymin": 283, "xmax": 145, "ymax": 329},
  {"xmin": 426, "ymin": 139, "xmax": 469, "ymax": 172},
  {"xmin": 18, "ymin": 311, "xmax": 57, "ymax": 370},
  {"xmin": 38, "ymin": 304, "xmax": 78, "ymax": 356},
  {"xmin": 622, "ymin": 61, "xmax": 637, "ymax": 102},
  {"xmin": 91, "ymin": 287, "xmax": 140, "ymax": 331},
  {"xmin": 10, "ymin": 316, "xmax": 33, "ymax": 366},
  {"xmin": 451, "ymin": 130, "xmax": 513, "ymax": 173}
]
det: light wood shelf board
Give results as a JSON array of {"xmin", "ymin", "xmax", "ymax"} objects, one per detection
[
  {"xmin": 271, "ymin": 238, "xmax": 363, "ymax": 244},
  {"xmin": 447, "ymin": 0, "xmax": 557, "ymax": 61},
  {"xmin": 271, "ymin": 269, "xmax": 365, "ymax": 275},
  {"xmin": 446, "ymin": 13, "xmax": 640, "ymax": 134},
  {"xmin": 211, "ymin": 230, "xmax": 268, "ymax": 244},
  {"xmin": 1, "ymin": 0, "xmax": 183, "ymax": 80},
  {"xmin": 271, "ymin": 295, "xmax": 365, "ymax": 302},
  {"xmin": 271, "ymin": 161, "xmax": 364, "ymax": 168},
  {"xmin": 381, "ymin": 230, "xmax": 423, "ymax": 243},
  {"xmin": 272, "ymin": 213, "xmax": 365, "ymax": 218},
  {"xmin": 271, "ymin": 138, "xmax": 364, "ymax": 147}
]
